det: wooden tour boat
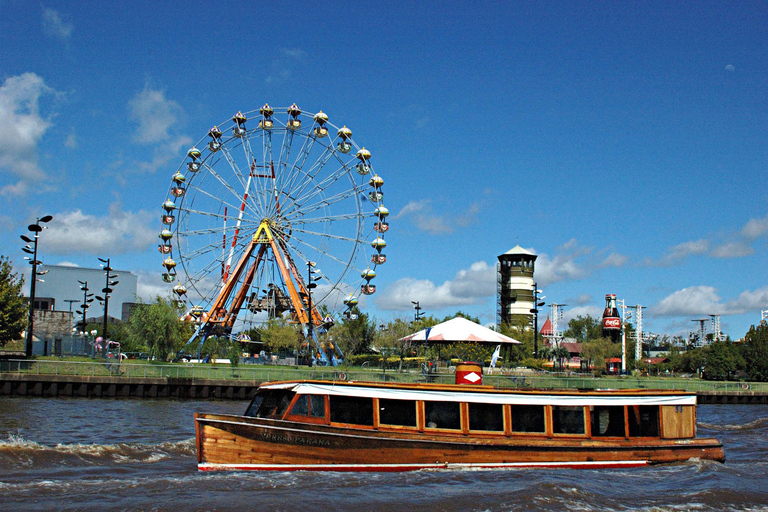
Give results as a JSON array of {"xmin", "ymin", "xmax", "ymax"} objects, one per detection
[{"xmin": 194, "ymin": 368, "xmax": 724, "ymax": 472}]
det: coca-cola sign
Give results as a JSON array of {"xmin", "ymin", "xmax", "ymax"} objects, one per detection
[{"xmin": 603, "ymin": 317, "xmax": 621, "ymax": 329}]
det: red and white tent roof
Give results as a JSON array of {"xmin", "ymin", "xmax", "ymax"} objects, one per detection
[{"xmin": 401, "ymin": 317, "xmax": 521, "ymax": 344}]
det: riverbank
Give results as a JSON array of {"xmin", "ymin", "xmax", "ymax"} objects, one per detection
[{"xmin": 2, "ymin": 369, "xmax": 768, "ymax": 403}]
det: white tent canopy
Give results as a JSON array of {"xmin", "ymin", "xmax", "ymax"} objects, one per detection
[{"xmin": 401, "ymin": 317, "xmax": 521, "ymax": 345}]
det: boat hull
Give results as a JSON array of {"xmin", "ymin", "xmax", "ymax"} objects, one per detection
[{"xmin": 195, "ymin": 412, "xmax": 725, "ymax": 472}]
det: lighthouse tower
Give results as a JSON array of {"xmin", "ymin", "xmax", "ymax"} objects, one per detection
[{"xmin": 497, "ymin": 245, "xmax": 537, "ymax": 327}]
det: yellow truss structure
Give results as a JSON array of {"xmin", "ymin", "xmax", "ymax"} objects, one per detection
[{"xmin": 202, "ymin": 220, "xmax": 323, "ymax": 333}]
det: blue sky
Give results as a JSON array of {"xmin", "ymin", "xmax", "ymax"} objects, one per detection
[{"xmin": 2, "ymin": 1, "xmax": 768, "ymax": 340}]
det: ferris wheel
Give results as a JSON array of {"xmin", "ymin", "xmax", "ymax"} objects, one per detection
[{"xmin": 158, "ymin": 104, "xmax": 389, "ymax": 358}]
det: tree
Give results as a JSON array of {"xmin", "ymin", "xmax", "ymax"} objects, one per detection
[
  {"xmin": 441, "ymin": 311, "xmax": 480, "ymax": 324},
  {"xmin": 333, "ymin": 307, "xmax": 375, "ymax": 355},
  {"xmin": 259, "ymin": 316, "xmax": 302, "ymax": 354},
  {"xmin": 563, "ymin": 315, "xmax": 603, "ymax": 343},
  {"xmin": 744, "ymin": 322, "xmax": 768, "ymax": 381},
  {"xmin": 125, "ymin": 296, "xmax": 194, "ymax": 361},
  {"xmin": 374, "ymin": 317, "xmax": 418, "ymax": 371},
  {"xmin": 0, "ymin": 256, "xmax": 26, "ymax": 347},
  {"xmin": 702, "ymin": 340, "xmax": 743, "ymax": 381},
  {"xmin": 580, "ymin": 337, "xmax": 620, "ymax": 375},
  {"xmin": 500, "ymin": 317, "xmax": 535, "ymax": 364}
]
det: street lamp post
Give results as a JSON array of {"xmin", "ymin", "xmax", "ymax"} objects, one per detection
[
  {"xmin": 21, "ymin": 215, "xmax": 53, "ymax": 359},
  {"xmin": 305, "ymin": 261, "xmax": 322, "ymax": 365},
  {"xmin": 530, "ymin": 284, "xmax": 545, "ymax": 359},
  {"xmin": 75, "ymin": 281, "xmax": 95, "ymax": 333},
  {"xmin": 95, "ymin": 258, "xmax": 119, "ymax": 356}
]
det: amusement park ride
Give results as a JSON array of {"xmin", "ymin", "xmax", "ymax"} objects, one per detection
[{"xmin": 158, "ymin": 104, "xmax": 389, "ymax": 365}]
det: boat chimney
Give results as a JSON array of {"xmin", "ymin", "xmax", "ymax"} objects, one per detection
[{"xmin": 455, "ymin": 362, "xmax": 483, "ymax": 385}]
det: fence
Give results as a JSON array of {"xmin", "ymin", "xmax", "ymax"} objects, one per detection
[{"xmin": 1, "ymin": 359, "xmax": 766, "ymax": 393}]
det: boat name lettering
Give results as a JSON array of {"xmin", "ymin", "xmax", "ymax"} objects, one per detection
[{"xmin": 261, "ymin": 431, "xmax": 331, "ymax": 446}]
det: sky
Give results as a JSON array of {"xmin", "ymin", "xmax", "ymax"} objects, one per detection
[{"xmin": 2, "ymin": 1, "xmax": 768, "ymax": 341}]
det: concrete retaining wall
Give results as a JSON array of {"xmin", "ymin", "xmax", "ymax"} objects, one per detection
[{"xmin": 0, "ymin": 374, "xmax": 259, "ymax": 400}]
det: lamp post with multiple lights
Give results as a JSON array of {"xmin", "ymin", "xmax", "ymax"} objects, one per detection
[
  {"xmin": 20, "ymin": 215, "xmax": 53, "ymax": 358},
  {"xmin": 95, "ymin": 257, "xmax": 119, "ymax": 356}
]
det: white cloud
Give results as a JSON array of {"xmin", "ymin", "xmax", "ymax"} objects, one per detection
[
  {"xmin": 710, "ymin": 241, "xmax": 753, "ymax": 258},
  {"xmin": 395, "ymin": 198, "xmax": 480, "ymax": 235},
  {"xmin": 562, "ymin": 305, "xmax": 602, "ymax": 325},
  {"xmin": 652, "ymin": 284, "xmax": 768, "ymax": 318},
  {"xmin": 600, "ymin": 252, "xmax": 628, "ymax": 268},
  {"xmin": 0, "ymin": 73, "xmax": 57, "ymax": 195},
  {"xmin": 652, "ymin": 286, "xmax": 722, "ymax": 316},
  {"xmin": 659, "ymin": 239, "xmax": 709, "ymax": 265},
  {"xmin": 42, "ymin": 8, "xmax": 73, "ymax": 42},
  {"xmin": 534, "ymin": 240, "xmax": 590, "ymax": 286},
  {"xmin": 134, "ymin": 135, "xmax": 193, "ymax": 174},
  {"xmin": 741, "ymin": 214, "xmax": 768, "ymax": 241},
  {"xmin": 44, "ymin": 205, "xmax": 157, "ymax": 254},
  {"xmin": 129, "ymin": 85, "xmax": 184, "ymax": 144},
  {"xmin": 376, "ymin": 261, "xmax": 496, "ymax": 311},
  {"xmin": 64, "ymin": 128, "xmax": 78, "ymax": 149}
]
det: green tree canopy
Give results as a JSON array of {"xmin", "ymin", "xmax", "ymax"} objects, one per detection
[
  {"xmin": 0, "ymin": 256, "xmax": 27, "ymax": 347},
  {"xmin": 702, "ymin": 339, "xmax": 744, "ymax": 381},
  {"xmin": 744, "ymin": 322, "xmax": 768, "ymax": 381},
  {"xmin": 333, "ymin": 307, "xmax": 375, "ymax": 355},
  {"xmin": 563, "ymin": 315, "xmax": 603, "ymax": 343},
  {"xmin": 580, "ymin": 337, "xmax": 620, "ymax": 375},
  {"xmin": 258, "ymin": 316, "xmax": 302, "ymax": 354},
  {"xmin": 125, "ymin": 296, "xmax": 194, "ymax": 361}
]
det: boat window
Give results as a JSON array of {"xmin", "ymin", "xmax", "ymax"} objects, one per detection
[
  {"xmin": 310, "ymin": 395, "xmax": 326, "ymax": 418},
  {"xmin": 552, "ymin": 406, "xmax": 586, "ymax": 435},
  {"xmin": 590, "ymin": 406, "xmax": 625, "ymax": 437},
  {"xmin": 628, "ymin": 405, "xmax": 659, "ymax": 437},
  {"xmin": 424, "ymin": 401, "xmax": 461, "ymax": 430},
  {"xmin": 510, "ymin": 405, "xmax": 545, "ymax": 433},
  {"xmin": 379, "ymin": 398, "xmax": 417, "ymax": 427},
  {"xmin": 330, "ymin": 396, "xmax": 374, "ymax": 426},
  {"xmin": 291, "ymin": 394, "xmax": 309, "ymax": 415},
  {"xmin": 289, "ymin": 395, "xmax": 325, "ymax": 418},
  {"xmin": 468, "ymin": 403, "xmax": 504, "ymax": 432},
  {"xmin": 252, "ymin": 390, "xmax": 295, "ymax": 419}
]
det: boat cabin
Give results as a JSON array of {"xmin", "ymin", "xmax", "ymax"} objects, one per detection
[{"xmin": 243, "ymin": 381, "xmax": 697, "ymax": 440}]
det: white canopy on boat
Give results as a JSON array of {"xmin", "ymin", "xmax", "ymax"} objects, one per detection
[
  {"xmin": 400, "ymin": 317, "xmax": 521, "ymax": 345},
  {"xmin": 261, "ymin": 382, "xmax": 697, "ymax": 406}
]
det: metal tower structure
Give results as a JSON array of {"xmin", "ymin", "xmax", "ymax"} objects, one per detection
[
  {"xmin": 709, "ymin": 315, "xmax": 723, "ymax": 342},
  {"xmin": 618, "ymin": 299, "xmax": 629, "ymax": 372},
  {"xmin": 634, "ymin": 305, "xmax": 646, "ymax": 361},
  {"xmin": 546, "ymin": 303, "xmax": 566, "ymax": 345},
  {"xmin": 691, "ymin": 319, "xmax": 708, "ymax": 347}
]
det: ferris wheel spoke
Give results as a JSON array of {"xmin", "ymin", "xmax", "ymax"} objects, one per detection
[
  {"xmin": 212, "ymin": 143, "xmax": 251, "ymax": 196},
  {"xmin": 282, "ymin": 145, "xmax": 342, "ymax": 213},
  {"xmin": 281, "ymin": 238, "xmax": 351, "ymax": 278},
  {"xmin": 289, "ymin": 226, "xmax": 366, "ymax": 245},
  {"xmin": 291, "ymin": 186, "xmax": 368, "ymax": 217},
  {"xmin": 287, "ymin": 212, "xmax": 366, "ymax": 225},
  {"xmin": 289, "ymin": 163, "xmax": 359, "ymax": 212},
  {"xmin": 184, "ymin": 181, "xmax": 260, "ymax": 220},
  {"xmin": 279, "ymin": 134, "xmax": 326, "ymax": 208}
]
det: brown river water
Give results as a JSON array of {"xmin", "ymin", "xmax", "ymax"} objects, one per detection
[{"xmin": 0, "ymin": 397, "xmax": 766, "ymax": 511}]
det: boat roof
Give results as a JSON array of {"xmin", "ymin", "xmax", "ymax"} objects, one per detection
[{"xmin": 258, "ymin": 380, "xmax": 697, "ymax": 407}]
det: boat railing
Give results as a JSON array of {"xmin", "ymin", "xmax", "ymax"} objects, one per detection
[{"xmin": 1, "ymin": 359, "xmax": 767, "ymax": 393}]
